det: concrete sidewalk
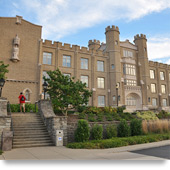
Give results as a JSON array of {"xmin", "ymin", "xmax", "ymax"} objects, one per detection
[{"xmin": 0, "ymin": 140, "xmax": 169, "ymax": 160}]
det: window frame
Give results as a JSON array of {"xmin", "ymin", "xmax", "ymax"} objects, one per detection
[
  {"xmin": 150, "ymin": 70, "xmax": 155, "ymax": 79},
  {"xmin": 97, "ymin": 61, "xmax": 104, "ymax": 72},
  {"xmin": 161, "ymin": 84, "xmax": 166, "ymax": 94},
  {"xmin": 98, "ymin": 96, "xmax": 105, "ymax": 107},
  {"xmin": 43, "ymin": 52, "xmax": 52, "ymax": 65},
  {"xmin": 160, "ymin": 71, "xmax": 165, "ymax": 80},
  {"xmin": 80, "ymin": 75, "xmax": 89, "ymax": 87},
  {"xmin": 81, "ymin": 58, "xmax": 88, "ymax": 70},
  {"xmin": 151, "ymin": 83, "xmax": 156, "ymax": 93},
  {"xmin": 97, "ymin": 77, "xmax": 105, "ymax": 89},
  {"xmin": 63, "ymin": 55, "xmax": 71, "ymax": 67}
]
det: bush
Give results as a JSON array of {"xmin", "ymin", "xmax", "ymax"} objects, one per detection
[
  {"xmin": 157, "ymin": 110, "xmax": 170, "ymax": 119},
  {"xmin": 130, "ymin": 119, "xmax": 142, "ymax": 136},
  {"xmin": 67, "ymin": 132, "xmax": 170, "ymax": 149},
  {"xmin": 96, "ymin": 113, "xmax": 104, "ymax": 122},
  {"xmin": 103, "ymin": 107, "xmax": 117, "ymax": 114},
  {"xmin": 105, "ymin": 113, "xmax": 113, "ymax": 121},
  {"xmin": 117, "ymin": 106, "xmax": 126, "ymax": 113},
  {"xmin": 88, "ymin": 113, "xmax": 96, "ymax": 122},
  {"xmin": 136, "ymin": 111, "xmax": 158, "ymax": 120},
  {"xmin": 106, "ymin": 124, "xmax": 117, "ymax": 138},
  {"xmin": 91, "ymin": 124, "xmax": 103, "ymax": 140},
  {"xmin": 75, "ymin": 120, "xmax": 90, "ymax": 142},
  {"xmin": 10, "ymin": 104, "xmax": 38, "ymax": 113},
  {"xmin": 78, "ymin": 112, "xmax": 86, "ymax": 119},
  {"xmin": 117, "ymin": 119, "xmax": 130, "ymax": 137}
]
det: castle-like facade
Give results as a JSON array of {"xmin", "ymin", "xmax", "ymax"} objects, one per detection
[{"xmin": 1, "ymin": 15, "xmax": 170, "ymax": 112}]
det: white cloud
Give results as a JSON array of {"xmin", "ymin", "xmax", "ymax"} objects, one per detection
[
  {"xmin": 19, "ymin": 0, "xmax": 170, "ymax": 40},
  {"xmin": 147, "ymin": 36, "xmax": 170, "ymax": 60}
]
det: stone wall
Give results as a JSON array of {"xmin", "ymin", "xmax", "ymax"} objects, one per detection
[
  {"xmin": 67, "ymin": 121, "xmax": 121, "ymax": 143},
  {"xmin": 38, "ymin": 100, "xmax": 67, "ymax": 146}
]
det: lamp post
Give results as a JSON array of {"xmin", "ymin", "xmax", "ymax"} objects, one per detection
[
  {"xmin": 0, "ymin": 78, "xmax": 5, "ymax": 97},
  {"xmin": 42, "ymin": 81, "xmax": 48, "ymax": 100},
  {"xmin": 116, "ymin": 83, "xmax": 119, "ymax": 107}
]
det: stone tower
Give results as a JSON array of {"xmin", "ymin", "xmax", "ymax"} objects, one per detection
[
  {"xmin": 105, "ymin": 25, "xmax": 122, "ymax": 106},
  {"xmin": 134, "ymin": 34, "xmax": 151, "ymax": 109}
]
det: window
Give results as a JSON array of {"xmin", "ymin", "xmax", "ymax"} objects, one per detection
[
  {"xmin": 160, "ymin": 71, "xmax": 165, "ymax": 80},
  {"xmin": 115, "ymin": 40, "xmax": 118, "ymax": 45},
  {"xmin": 43, "ymin": 52, "xmax": 52, "ymax": 65},
  {"xmin": 123, "ymin": 50, "xmax": 133, "ymax": 57},
  {"xmin": 98, "ymin": 96, "xmax": 105, "ymax": 107},
  {"xmin": 123, "ymin": 64, "xmax": 136, "ymax": 75},
  {"xmin": 81, "ymin": 76, "xmax": 88, "ymax": 87},
  {"xmin": 97, "ymin": 78, "xmax": 104, "ymax": 88},
  {"xmin": 126, "ymin": 97, "xmax": 136, "ymax": 106},
  {"xmin": 161, "ymin": 85, "xmax": 166, "ymax": 94},
  {"xmin": 63, "ymin": 55, "xmax": 71, "ymax": 67},
  {"xmin": 81, "ymin": 58, "xmax": 88, "ymax": 69},
  {"xmin": 97, "ymin": 61, "xmax": 104, "ymax": 72},
  {"xmin": 113, "ymin": 96, "xmax": 116, "ymax": 102},
  {"xmin": 111, "ymin": 64, "xmax": 115, "ymax": 69},
  {"xmin": 151, "ymin": 84, "xmax": 156, "ymax": 93},
  {"xmin": 150, "ymin": 70, "xmax": 155, "ymax": 79},
  {"xmin": 124, "ymin": 79, "xmax": 136, "ymax": 86},
  {"xmin": 162, "ymin": 99, "xmax": 167, "ymax": 107},
  {"xmin": 25, "ymin": 90, "xmax": 30, "ymax": 101},
  {"xmin": 63, "ymin": 73, "xmax": 71, "ymax": 77},
  {"xmin": 42, "ymin": 71, "xmax": 50, "ymax": 84},
  {"xmin": 152, "ymin": 98, "xmax": 157, "ymax": 107}
]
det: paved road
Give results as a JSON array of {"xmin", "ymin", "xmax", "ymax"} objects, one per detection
[
  {"xmin": 0, "ymin": 140, "xmax": 169, "ymax": 160},
  {"xmin": 131, "ymin": 145, "xmax": 170, "ymax": 160}
]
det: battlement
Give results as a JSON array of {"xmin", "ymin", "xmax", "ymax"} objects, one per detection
[
  {"xmin": 105, "ymin": 25, "xmax": 119, "ymax": 33},
  {"xmin": 88, "ymin": 39, "xmax": 100, "ymax": 45},
  {"xmin": 149, "ymin": 60, "xmax": 170, "ymax": 69},
  {"xmin": 134, "ymin": 34, "xmax": 146, "ymax": 40}
]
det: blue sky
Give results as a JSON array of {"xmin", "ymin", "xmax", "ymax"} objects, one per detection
[{"xmin": 1, "ymin": 0, "xmax": 170, "ymax": 63}]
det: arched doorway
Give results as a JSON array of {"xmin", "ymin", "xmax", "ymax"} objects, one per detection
[{"xmin": 125, "ymin": 93, "xmax": 142, "ymax": 112}]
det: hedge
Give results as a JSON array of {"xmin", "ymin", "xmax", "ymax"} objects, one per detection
[
  {"xmin": 67, "ymin": 132, "xmax": 170, "ymax": 149},
  {"xmin": 10, "ymin": 104, "xmax": 38, "ymax": 113}
]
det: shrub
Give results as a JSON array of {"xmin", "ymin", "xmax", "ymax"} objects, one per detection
[
  {"xmin": 106, "ymin": 124, "xmax": 117, "ymax": 138},
  {"xmin": 117, "ymin": 119, "xmax": 130, "ymax": 137},
  {"xmin": 117, "ymin": 106, "xmax": 126, "ymax": 113},
  {"xmin": 105, "ymin": 113, "xmax": 113, "ymax": 121},
  {"xmin": 84, "ymin": 107, "xmax": 101, "ymax": 115},
  {"xmin": 136, "ymin": 111, "xmax": 158, "ymax": 120},
  {"xmin": 91, "ymin": 124, "xmax": 103, "ymax": 140},
  {"xmin": 119, "ymin": 112, "xmax": 135, "ymax": 121},
  {"xmin": 130, "ymin": 119, "xmax": 142, "ymax": 136},
  {"xmin": 103, "ymin": 107, "xmax": 117, "ymax": 114},
  {"xmin": 157, "ymin": 110, "xmax": 170, "ymax": 119},
  {"xmin": 78, "ymin": 112, "xmax": 86, "ymax": 119},
  {"xmin": 10, "ymin": 104, "xmax": 38, "ymax": 113},
  {"xmin": 88, "ymin": 113, "xmax": 96, "ymax": 122},
  {"xmin": 96, "ymin": 113, "xmax": 104, "ymax": 122},
  {"xmin": 75, "ymin": 120, "xmax": 90, "ymax": 142}
]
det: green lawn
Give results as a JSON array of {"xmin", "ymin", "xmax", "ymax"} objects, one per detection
[{"xmin": 67, "ymin": 132, "xmax": 170, "ymax": 149}]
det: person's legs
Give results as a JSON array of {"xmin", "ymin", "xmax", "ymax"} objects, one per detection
[
  {"xmin": 20, "ymin": 104, "xmax": 22, "ymax": 112},
  {"xmin": 23, "ymin": 103, "xmax": 25, "ymax": 113}
]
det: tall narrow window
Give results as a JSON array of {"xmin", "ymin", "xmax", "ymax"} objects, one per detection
[
  {"xmin": 97, "ymin": 78, "xmax": 104, "ymax": 89},
  {"xmin": 25, "ymin": 90, "xmax": 30, "ymax": 101},
  {"xmin": 63, "ymin": 55, "xmax": 71, "ymax": 67},
  {"xmin": 81, "ymin": 58, "xmax": 88, "ymax": 69},
  {"xmin": 161, "ymin": 85, "xmax": 166, "ymax": 94},
  {"xmin": 123, "ymin": 64, "xmax": 136, "ymax": 75},
  {"xmin": 42, "ymin": 71, "xmax": 50, "ymax": 84},
  {"xmin": 150, "ymin": 70, "xmax": 155, "ymax": 79},
  {"xmin": 98, "ymin": 96, "xmax": 105, "ymax": 107},
  {"xmin": 97, "ymin": 61, "xmax": 104, "ymax": 72},
  {"xmin": 152, "ymin": 98, "xmax": 157, "ymax": 106},
  {"xmin": 80, "ymin": 76, "xmax": 88, "ymax": 87},
  {"xmin": 162, "ymin": 99, "xmax": 167, "ymax": 107},
  {"xmin": 151, "ymin": 84, "xmax": 156, "ymax": 93},
  {"xmin": 43, "ymin": 52, "xmax": 52, "ymax": 65},
  {"xmin": 123, "ymin": 50, "xmax": 133, "ymax": 57},
  {"xmin": 160, "ymin": 71, "xmax": 165, "ymax": 80}
]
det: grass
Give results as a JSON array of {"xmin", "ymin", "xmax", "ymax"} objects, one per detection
[{"xmin": 67, "ymin": 132, "xmax": 170, "ymax": 149}]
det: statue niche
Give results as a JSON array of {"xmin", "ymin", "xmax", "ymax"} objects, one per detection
[{"xmin": 11, "ymin": 34, "xmax": 20, "ymax": 62}]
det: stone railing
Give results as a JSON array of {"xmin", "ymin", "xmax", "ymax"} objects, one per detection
[
  {"xmin": 38, "ymin": 100, "xmax": 67, "ymax": 146},
  {"xmin": 124, "ymin": 85, "xmax": 141, "ymax": 92}
]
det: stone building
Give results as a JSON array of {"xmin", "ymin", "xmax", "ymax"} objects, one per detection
[{"xmin": 0, "ymin": 15, "xmax": 170, "ymax": 112}]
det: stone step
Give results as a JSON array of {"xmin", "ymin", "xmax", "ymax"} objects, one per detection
[
  {"xmin": 13, "ymin": 139, "xmax": 52, "ymax": 145},
  {"xmin": 13, "ymin": 136, "xmax": 51, "ymax": 141},
  {"xmin": 13, "ymin": 143, "xmax": 54, "ymax": 148},
  {"xmin": 13, "ymin": 134, "xmax": 51, "ymax": 139},
  {"xmin": 13, "ymin": 127, "xmax": 47, "ymax": 130},
  {"xmin": 14, "ymin": 131, "xmax": 50, "ymax": 136}
]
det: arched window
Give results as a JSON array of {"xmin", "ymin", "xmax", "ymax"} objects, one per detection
[{"xmin": 25, "ymin": 90, "xmax": 30, "ymax": 101}]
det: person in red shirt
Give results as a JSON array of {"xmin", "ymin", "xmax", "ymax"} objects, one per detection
[{"xmin": 18, "ymin": 92, "xmax": 26, "ymax": 113}]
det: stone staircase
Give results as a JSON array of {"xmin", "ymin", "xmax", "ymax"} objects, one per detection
[{"xmin": 11, "ymin": 113, "xmax": 54, "ymax": 148}]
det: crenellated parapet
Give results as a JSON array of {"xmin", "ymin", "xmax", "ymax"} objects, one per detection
[
  {"xmin": 88, "ymin": 39, "xmax": 101, "ymax": 50},
  {"xmin": 105, "ymin": 25, "xmax": 119, "ymax": 33},
  {"xmin": 134, "ymin": 34, "xmax": 147, "ymax": 41},
  {"xmin": 149, "ymin": 60, "xmax": 170, "ymax": 69}
]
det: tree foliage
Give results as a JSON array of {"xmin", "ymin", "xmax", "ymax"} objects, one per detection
[
  {"xmin": 44, "ymin": 69, "xmax": 92, "ymax": 115},
  {"xmin": 0, "ymin": 61, "xmax": 9, "ymax": 79}
]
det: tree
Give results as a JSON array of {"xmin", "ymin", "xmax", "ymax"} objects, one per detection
[
  {"xmin": 44, "ymin": 69, "xmax": 92, "ymax": 115},
  {"xmin": 0, "ymin": 61, "xmax": 9, "ymax": 79}
]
